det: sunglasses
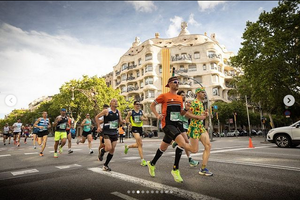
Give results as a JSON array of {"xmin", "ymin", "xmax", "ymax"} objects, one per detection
[{"xmin": 172, "ymin": 80, "xmax": 179, "ymax": 84}]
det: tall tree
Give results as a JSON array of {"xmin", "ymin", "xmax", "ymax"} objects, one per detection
[{"xmin": 231, "ymin": 0, "xmax": 300, "ymax": 125}]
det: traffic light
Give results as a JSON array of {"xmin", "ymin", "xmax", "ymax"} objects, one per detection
[{"xmin": 172, "ymin": 67, "xmax": 175, "ymax": 76}]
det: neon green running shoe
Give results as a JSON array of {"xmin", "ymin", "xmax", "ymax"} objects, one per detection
[
  {"xmin": 54, "ymin": 152, "xmax": 58, "ymax": 158},
  {"xmin": 147, "ymin": 161, "xmax": 155, "ymax": 177},
  {"xmin": 124, "ymin": 145, "xmax": 129, "ymax": 154},
  {"xmin": 172, "ymin": 141, "xmax": 178, "ymax": 148},
  {"xmin": 141, "ymin": 159, "xmax": 147, "ymax": 166},
  {"xmin": 59, "ymin": 146, "xmax": 63, "ymax": 154},
  {"xmin": 171, "ymin": 169, "xmax": 183, "ymax": 183}
]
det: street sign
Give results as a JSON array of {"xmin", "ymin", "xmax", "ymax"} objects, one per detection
[
  {"xmin": 284, "ymin": 110, "xmax": 291, "ymax": 118},
  {"xmin": 213, "ymin": 105, "xmax": 218, "ymax": 110}
]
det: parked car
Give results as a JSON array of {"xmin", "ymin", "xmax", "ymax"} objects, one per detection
[
  {"xmin": 267, "ymin": 120, "xmax": 300, "ymax": 148},
  {"xmin": 227, "ymin": 130, "xmax": 239, "ymax": 137},
  {"xmin": 239, "ymin": 130, "xmax": 248, "ymax": 136},
  {"xmin": 213, "ymin": 132, "xmax": 225, "ymax": 137}
]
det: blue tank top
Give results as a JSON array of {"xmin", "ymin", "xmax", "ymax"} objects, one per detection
[{"xmin": 38, "ymin": 118, "xmax": 49, "ymax": 132}]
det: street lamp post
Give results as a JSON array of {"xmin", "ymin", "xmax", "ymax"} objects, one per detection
[{"xmin": 175, "ymin": 72, "xmax": 213, "ymax": 142}]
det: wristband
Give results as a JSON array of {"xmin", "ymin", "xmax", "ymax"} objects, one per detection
[{"xmin": 184, "ymin": 108, "xmax": 188, "ymax": 112}]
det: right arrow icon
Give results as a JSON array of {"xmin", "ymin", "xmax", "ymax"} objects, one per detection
[{"xmin": 283, "ymin": 95, "xmax": 295, "ymax": 107}]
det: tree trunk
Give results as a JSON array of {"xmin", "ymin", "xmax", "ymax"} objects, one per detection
[{"xmin": 268, "ymin": 113, "xmax": 275, "ymax": 128}]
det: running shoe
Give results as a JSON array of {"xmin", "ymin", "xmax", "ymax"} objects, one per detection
[
  {"xmin": 98, "ymin": 148, "xmax": 104, "ymax": 161},
  {"xmin": 171, "ymin": 169, "xmax": 183, "ymax": 183},
  {"xmin": 141, "ymin": 159, "xmax": 147, "ymax": 166},
  {"xmin": 14, "ymin": 140, "xmax": 17, "ymax": 145},
  {"xmin": 172, "ymin": 141, "xmax": 178, "ymax": 148},
  {"xmin": 33, "ymin": 146, "xmax": 36, "ymax": 149},
  {"xmin": 68, "ymin": 149, "xmax": 73, "ymax": 154},
  {"xmin": 59, "ymin": 146, "xmax": 63, "ymax": 154},
  {"xmin": 54, "ymin": 152, "xmax": 58, "ymax": 158},
  {"xmin": 24, "ymin": 141, "xmax": 27, "ymax": 144},
  {"xmin": 189, "ymin": 159, "xmax": 200, "ymax": 167},
  {"xmin": 102, "ymin": 165, "xmax": 111, "ymax": 171},
  {"xmin": 124, "ymin": 145, "xmax": 129, "ymax": 154},
  {"xmin": 199, "ymin": 168, "xmax": 213, "ymax": 176},
  {"xmin": 147, "ymin": 161, "xmax": 156, "ymax": 177},
  {"xmin": 17, "ymin": 142, "xmax": 20, "ymax": 147},
  {"xmin": 39, "ymin": 152, "xmax": 44, "ymax": 157},
  {"xmin": 76, "ymin": 139, "xmax": 80, "ymax": 145},
  {"xmin": 4, "ymin": 143, "xmax": 6, "ymax": 145},
  {"xmin": 89, "ymin": 150, "xmax": 94, "ymax": 154}
]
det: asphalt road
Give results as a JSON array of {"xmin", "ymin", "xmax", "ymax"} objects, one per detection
[{"xmin": 0, "ymin": 134, "xmax": 299, "ymax": 200}]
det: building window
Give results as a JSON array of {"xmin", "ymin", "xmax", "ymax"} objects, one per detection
[
  {"xmin": 193, "ymin": 76, "xmax": 202, "ymax": 84},
  {"xmin": 145, "ymin": 53, "xmax": 152, "ymax": 61},
  {"xmin": 203, "ymin": 64, "xmax": 207, "ymax": 71},
  {"xmin": 145, "ymin": 64, "xmax": 153, "ymax": 73},
  {"xmin": 121, "ymin": 74, "xmax": 127, "ymax": 81},
  {"xmin": 145, "ymin": 77, "xmax": 153, "ymax": 85},
  {"xmin": 146, "ymin": 90, "xmax": 155, "ymax": 98},
  {"xmin": 140, "ymin": 81, "xmax": 144, "ymax": 88},
  {"xmin": 212, "ymin": 87, "xmax": 219, "ymax": 96},
  {"xmin": 121, "ymin": 86, "xmax": 127, "ymax": 93},
  {"xmin": 122, "ymin": 63, "xmax": 128, "ymax": 71},
  {"xmin": 159, "ymin": 65, "xmax": 162, "ymax": 73},
  {"xmin": 136, "ymin": 70, "xmax": 140, "ymax": 78},
  {"xmin": 194, "ymin": 52, "xmax": 200, "ymax": 59},
  {"xmin": 208, "ymin": 51, "xmax": 216, "ymax": 58},
  {"xmin": 141, "ymin": 69, "xmax": 144, "ymax": 76},
  {"xmin": 138, "ymin": 58, "xmax": 141, "ymax": 65},
  {"xmin": 210, "ymin": 63, "xmax": 217, "ymax": 70},
  {"xmin": 212, "ymin": 75, "xmax": 219, "ymax": 83},
  {"xmin": 218, "ymin": 65, "xmax": 222, "ymax": 72},
  {"xmin": 188, "ymin": 64, "xmax": 197, "ymax": 72}
]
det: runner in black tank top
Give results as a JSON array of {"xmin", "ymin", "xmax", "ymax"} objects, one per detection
[{"xmin": 95, "ymin": 98, "xmax": 126, "ymax": 171}]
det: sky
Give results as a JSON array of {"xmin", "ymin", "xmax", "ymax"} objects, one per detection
[{"xmin": 0, "ymin": 1, "xmax": 279, "ymax": 119}]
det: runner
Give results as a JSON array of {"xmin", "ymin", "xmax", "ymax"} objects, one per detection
[
  {"xmin": 22, "ymin": 124, "xmax": 30, "ymax": 144},
  {"xmin": 186, "ymin": 87, "xmax": 213, "ymax": 176},
  {"xmin": 12, "ymin": 119, "xmax": 22, "ymax": 147},
  {"xmin": 95, "ymin": 104, "xmax": 109, "ymax": 159},
  {"xmin": 53, "ymin": 108, "xmax": 69, "ymax": 158},
  {"xmin": 34, "ymin": 111, "xmax": 51, "ymax": 157},
  {"xmin": 172, "ymin": 90, "xmax": 199, "ymax": 167},
  {"xmin": 70, "ymin": 125, "xmax": 76, "ymax": 139},
  {"xmin": 3, "ymin": 123, "xmax": 10, "ymax": 145},
  {"xmin": 118, "ymin": 125, "xmax": 125, "ymax": 143},
  {"xmin": 95, "ymin": 99, "xmax": 125, "ymax": 171},
  {"xmin": 77, "ymin": 114, "xmax": 93, "ymax": 154},
  {"xmin": 32, "ymin": 119, "xmax": 39, "ymax": 149},
  {"xmin": 124, "ymin": 100, "xmax": 148, "ymax": 166},
  {"xmin": 66, "ymin": 114, "xmax": 73, "ymax": 154},
  {"xmin": 146, "ymin": 76, "xmax": 196, "ymax": 183}
]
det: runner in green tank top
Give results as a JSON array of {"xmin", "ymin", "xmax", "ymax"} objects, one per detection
[{"xmin": 77, "ymin": 114, "xmax": 93, "ymax": 154}]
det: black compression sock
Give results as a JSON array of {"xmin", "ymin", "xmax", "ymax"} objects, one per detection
[
  {"xmin": 104, "ymin": 153, "xmax": 113, "ymax": 166},
  {"xmin": 173, "ymin": 146, "xmax": 183, "ymax": 170},
  {"xmin": 150, "ymin": 148, "xmax": 163, "ymax": 166}
]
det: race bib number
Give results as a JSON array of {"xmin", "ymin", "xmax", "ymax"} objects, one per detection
[
  {"xmin": 134, "ymin": 116, "xmax": 141, "ymax": 123},
  {"xmin": 59, "ymin": 123, "xmax": 66, "ymax": 129},
  {"xmin": 109, "ymin": 120, "xmax": 118, "ymax": 129},
  {"xmin": 170, "ymin": 112, "xmax": 180, "ymax": 121}
]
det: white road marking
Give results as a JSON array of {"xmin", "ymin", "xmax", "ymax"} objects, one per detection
[
  {"xmin": 88, "ymin": 168, "xmax": 219, "ymax": 200},
  {"xmin": 24, "ymin": 152, "xmax": 39, "ymax": 155},
  {"xmin": 11, "ymin": 169, "xmax": 39, "ymax": 176},
  {"xmin": 111, "ymin": 191, "xmax": 138, "ymax": 200},
  {"xmin": 56, "ymin": 164, "xmax": 81, "ymax": 169},
  {"xmin": 123, "ymin": 157, "xmax": 141, "ymax": 160},
  {"xmin": 179, "ymin": 146, "xmax": 270, "ymax": 158},
  {"xmin": 49, "ymin": 149, "xmax": 82, "ymax": 153},
  {"xmin": 209, "ymin": 158, "xmax": 300, "ymax": 172},
  {"xmin": 0, "ymin": 154, "xmax": 11, "ymax": 157}
]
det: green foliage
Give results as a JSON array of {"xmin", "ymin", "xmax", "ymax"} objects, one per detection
[
  {"xmin": 231, "ymin": 0, "xmax": 300, "ymax": 121},
  {"xmin": 0, "ymin": 75, "xmax": 132, "ymax": 129}
]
